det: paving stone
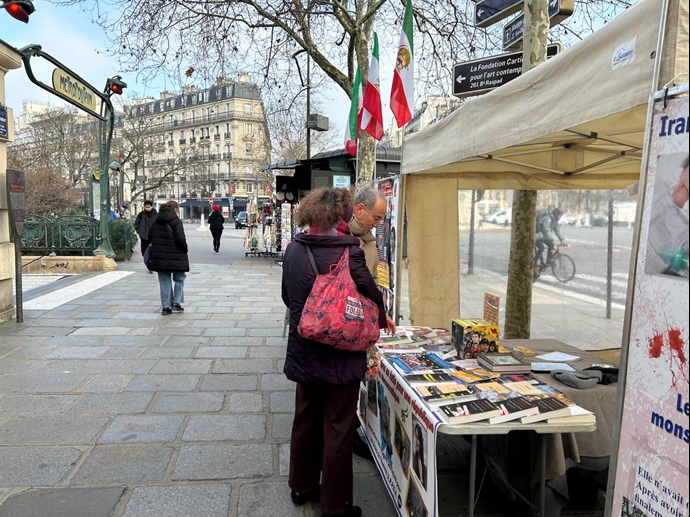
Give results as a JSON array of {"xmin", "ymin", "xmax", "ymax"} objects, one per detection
[
  {"xmin": 227, "ymin": 393, "xmax": 264, "ymax": 413},
  {"xmin": 265, "ymin": 337, "xmax": 289, "ymax": 346},
  {"xmin": 71, "ymin": 445, "xmax": 174, "ymax": 485},
  {"xmin": 47, "ymin": 347, "xmax": 111, "ymax": 359},
  {"xmin": 237, "ymin": 320, "xmax": 283, "ymax": 328},
  {"xmin": 0, "ymin": 447, "xmax": 82, "ymax": 486},
  {"xmin": 104, "ymin": 335, "xmax": 165, "ymax": 346},
  {"xmin": 45, "ymin": 336, "xmax": 106, "ymax": 346},
  {"xmin": 70, "ymin": 393, "xmax": 154, "ymax": 415},
  {"xmin": 249, "ymin": 346, "xmax": 287, "ymax": 359},
  {"xmin": 234, "ymin": 306, "xmax": 272, "ymax": 314},
  {"xmin": 76, "ymin": 375, "xmax": 129, "ymax": 393},
  {"xmin": 98, "ymin": 415, "xmax": 184, "ymax": 443},
  {"xmin": 70, "ymin": 327, "xmax": 130, "ymax": 336},
  {"xmin": 139, "ymin": 347, "xmax": 193, "ymax": 359},
  {"xmin": 202, "ymin": 328, "xmax": 248, "ymax": 337},
  {"xmin": 209, "ymin": 336, "xmax": 264, "ymax": 346},
  {"xmin": 260, "ymin": 374, "xmax": 296, "ymax": 392},
  {"xmin": 124, "ymin": 375, "xmax": 200, "ymax": 392},
  {"xmin": 0, "ymin": 375, "xmax": 88, "ymax": 393},
  {"xmin": 0, "ymin": 395, "xmax": 80, "ymax": 416},
  {"xmin": 122, "ymin": 484, "xmax": 231, "ymax": 517},
  {"xmin": 354, "ymin": 475, "xmax": 398, "ymax": 517},
  {"xmin": 194, "ymin": 347, "xmax": 248, "ymax": 359},
  {"xmin": 5, "ymin": 346, "xmax": 55, "ymax": 359},
  {"xmin": 40, "ymin": 360, "xmax": 156, "ymax": 375},
  {"xmin": 0, "ymin": 416, "xmax": 109, "ymax": 445},
  {"xmin": 279, "ymin": 443, "xmax": 290, "ymax": 476},
  {"xmin": 154, "ymin": 327, "xmax": 203, "ymax": 336},
  {"xmin": 199, "ymin": 374, "xmax": 258, "ymax": 391},
  {"xmin": 248, "ymin": 328, "xmax": 285, "ymax": 337},
  {"xmin": 0, "ymin": 360, "xmax": 46, "ymax": 375},
  {"xmin": 173, "ymin": 444, "xmax": 273, "ymax": 480},
  {"xmin": 0, "ymin": 337, "xmax": 48, "ymax": 346},
  {"xmin": 152, "ymin": 393, "xmax": 224, "ymax": 413},
  {"xmin": 111, "ymin": 312, "xmax": 161, "ymax": 320},
  {"xmin": 237, "ymin": 482, "xmax": 305, "ymax": 517},
  {"xmin": 207, "ymin": 313, "xmax": 249, "ymax": 320},
  {"xmin": 270, "ymin": 392, "xmax": 296, "ymax": 413},
  {"xmin": 190, "ymin": 320, "xmax": 238, "ymax": 328},
  {"xmin": 150, "ymin": 359, "xmax": 213, "ymax": 374},
  {"xmin": 182, "ymin": 414, "xmax": 266, "ymax": 442},
  {"xmin": 162, "ymin": 335, "xmax": 212, "ymax": 347},
  {"xmin": 13, "ymin": 327, "xmax": 74, "ymax": 337},
  {"xmin": 0, "ymin": 487, "xmax": 125, "ymax": 517},
  {"xmin": 212, "ymin": 358, "xmax": 273, "ymax": 374},
  {"xmin": 271, "ymin": 414, "xmax": 294, "ymax": 439},
  {"xmin": 103, "ymin": 347, "xmax": 144, "ymax": 359}
]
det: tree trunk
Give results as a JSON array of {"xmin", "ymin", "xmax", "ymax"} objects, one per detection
[
  {"xmin": 503, "ymin": 0, "xmax": 549, "ymax": 339},
  {"xmin": 357, "ymin": 133, "xmax": 376, "ymax": 184}
]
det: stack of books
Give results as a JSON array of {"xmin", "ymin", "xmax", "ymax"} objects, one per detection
[
  {"xmin": 476, "ymin": 353, "xmax": 532, "ymax": 374},
  {"xmin": 511, "ymin": 346, "xmax": 536, "ymax": 361}
]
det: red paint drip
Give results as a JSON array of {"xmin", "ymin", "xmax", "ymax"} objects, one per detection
[
  {"xmin": 648, "ymin": 333, "xmax": 664, "ymax": 358},
  {"xmin": 668, "ymin": 328, "xmax": 687, "ymax": 365}
]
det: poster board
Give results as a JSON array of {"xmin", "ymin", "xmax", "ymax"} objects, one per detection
[
  {"xmin": 483, "ymin": 292, "xmax": 500, "ymax": 326},
  {"xmin": 359, "ymin": 360, "xmax": 442, "ymax": 517},
  {"xmin": 610, "ymin": 94, "xmax": 689, "ymax": 517},
  {"xmin": 375, "ymin": 177, "xmax": 402, "ymax": 322}
]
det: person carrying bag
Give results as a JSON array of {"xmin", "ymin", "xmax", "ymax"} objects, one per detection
[{"xmin": 281, "ymin": 188, "xmax": 393, "ymax": 517}]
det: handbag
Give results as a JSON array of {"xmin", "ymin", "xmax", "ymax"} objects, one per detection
[
  {"xmin": 297, "ymin": 245, "xmax": 380, "ymax": 352},
  {"xmin": 143, "ymin": 244, "xmax": 153, "ymax": 269}
]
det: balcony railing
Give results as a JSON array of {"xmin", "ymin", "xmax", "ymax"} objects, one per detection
[
  {"xmin": 190, "ymin": 137, "xmax": 196, "ymax": 143},
  {"xmin": 179, "ymin": 139, "xmax": 186, "ymax": 145},
  {"xmin": 168, "ymin": 141, "xmax": 174, "ymax": 146},
  {"xmin": 214, "ymin": 134, "xmax": 221, "ymax": 141}
]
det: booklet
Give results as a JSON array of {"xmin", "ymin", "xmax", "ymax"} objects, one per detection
[
  {"xmin": 535, "ymin": 351, "xmax": 580, "ymax": 362},
  {"xmin": 531, "ymin": 362, "xmax": 576, "ymax": 373}
]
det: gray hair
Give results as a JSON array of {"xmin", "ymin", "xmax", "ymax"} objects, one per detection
[{"xmin": 354, "ymin": 187, "xmax": 385, "ymax": 210}]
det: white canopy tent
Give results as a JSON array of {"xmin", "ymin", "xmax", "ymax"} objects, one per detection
[{"xmin": 399, "ymin": 0, "xmax": 688, "ymax": 327}]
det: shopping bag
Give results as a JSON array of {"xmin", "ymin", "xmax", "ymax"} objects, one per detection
[{"xmin": 298, "ymin": 246, "xmax": 380, "ymax": 352}]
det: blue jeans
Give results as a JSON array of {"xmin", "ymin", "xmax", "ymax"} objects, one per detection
[{"xmin": 157, "ymin": 271, "xmax": 186, "ymax": 309}]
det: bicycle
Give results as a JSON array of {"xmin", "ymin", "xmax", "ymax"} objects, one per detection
[{"xmin": 533, "ymin": 244, "xmax": 576, "ymax": 283}]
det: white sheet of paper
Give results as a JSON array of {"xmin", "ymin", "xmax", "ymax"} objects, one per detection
[
  {"xmin": 531, "ymin": 362, "xmax": 576, "ymax": 372},
  {"xmin": 535, "ymin": 351, "xmax": 580, "ymax": 362}
]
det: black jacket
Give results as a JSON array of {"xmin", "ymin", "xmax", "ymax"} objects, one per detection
[
  {"xmin": 208, "ymin": 211, "xmax": 225, "ymax": 231},
  {"xmin": 134, "ymin": 208, "xmax": 157, "ymax": 240},
  {"xmin": 148, "ymin": 206, "xmax": 189, "ymax": 272},
  {"xmin": 281, "ymin": 233, "xmax": 387, "ymax": 386}
]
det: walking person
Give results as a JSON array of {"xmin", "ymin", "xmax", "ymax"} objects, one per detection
[
  {"xmin": 282, "ymin": 188, "xmax": 393, "ymax": 517},
  {"xmin": 148, "ymin": 200, "xmax": 189, "ymax": 316},
  {"xmin": 208, "ymin": 205, "xmax": 225, "ymax": 254},
  {"xmin": 134, "ymin": 200, "xmax": 157, "ymax": 272}
]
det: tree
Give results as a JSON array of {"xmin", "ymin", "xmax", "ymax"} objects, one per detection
[{"xmin": 17, "ymin": 166, "xmax": 83, "ymax": 215}]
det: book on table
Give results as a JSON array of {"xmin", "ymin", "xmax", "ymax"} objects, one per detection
[
  {"xmin": 451, "ymin": 370, "xmax": 487, "ymax": 384},
  {"xmin": 415, "ymin": 384, "xmax": 478, "ymax": 408},
  {"xmin": 489, "ymin": 396, "xmax": 540, "ymax": 424},
  {"xmin": 388, "ymin": 352, "xmax": 454, "ymax": 374},
  {"xmin": 378, "ymin": 343, "xmax": 426, "ymax": 354},
  {"xmin": 377, "ymin": 333, "xmax": 413, "ymax": 346},
  {"xmin": 501, "ymin": 381, "xmax": 543, "ymax": 396},
  {"xmin": 531, "ymin": 362, "xmax": 576, "ymax": 373},
  {"xmin": 473, "ymin": 382, "xmax": 512, "ymax": 395},
  {"xmin": 520, "ymin": 396, "xmax": 572, "ymax": 423},
  {"xmin": 546, "ymin": 405, "xmax": 595, "ymax": 424},
  {"xmin": 404, "ymin": 372, "xmax": 459, "ymax": 387},
  {"xmin": 477, "ymin": 353, "xmax": 532, "ymax": 373},
  {"xmin": 439, "ymin": 398, "xmax": 502, "ymax": 424}
]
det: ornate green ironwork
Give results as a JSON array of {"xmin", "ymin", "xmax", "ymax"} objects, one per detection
[{"xmin": 21, "ymin": 214, "xmax": 99, "ymax": 255}]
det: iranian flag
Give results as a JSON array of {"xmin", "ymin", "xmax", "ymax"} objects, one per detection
[
  {"xmin": 390, "ymin": 0, "xmax": 414, "ymax": 127},
  {"xmin": 344, "ymin": 66, "xmax": 363, "ymax": 156},
  {"xmin": 360, "ymin": 32, "xmax": 384, "ymax": 141}
]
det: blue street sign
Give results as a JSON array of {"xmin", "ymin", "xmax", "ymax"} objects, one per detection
[
  {"xmin": 475, "ymin": 0, "xmax": 523, "ymax": 28},
  {"xmin": 503, "ymin": 0, "xmax": 574, "ymax": 50}
]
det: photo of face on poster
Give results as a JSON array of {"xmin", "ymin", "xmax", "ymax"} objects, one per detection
[
  {"xmin": 367, "ymin": 379, "xmax": 378, "ymax": 417},
  {"xmin": 405, "ymin": 476, "xmax": 428, "ymax": 517},
  {"xmin": 645, "ymin": 153, "xmax": 689, "ymax": 278},
  {"xmin": 411, "ymin": 416, "xmax": 428, "ymax": 490},
  {"xmin": 378, "ymin": 380, "xmax": 393, "ymax": 466},
  {"xmin": 394, "ymin": 413, "xmax": 411, "ymax": 476},
  {"xmin": 359, "ymin": 387, "xmax": 367, "ymax": 425}
]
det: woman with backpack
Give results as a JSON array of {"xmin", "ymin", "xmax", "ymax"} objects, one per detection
[
  {"xmin": 207, "ymin": 205, "xmax": 225, "ymax": 254},
  {"xmin": 281, "ymin": 188, "xmax": 394, "ymax": 517}
]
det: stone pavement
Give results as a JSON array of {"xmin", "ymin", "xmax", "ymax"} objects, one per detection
[{"xmin": 0, "ymin": 257, "xmax": 398, "ymax": 517}]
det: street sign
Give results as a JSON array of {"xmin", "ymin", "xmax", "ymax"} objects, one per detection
[
  {"xmin": 6, "ymin": 170, "xmax": 26, "ymax": 239},
  {"xmin": 52, "ymin": 68, "xmax": 99, "ymax": 115},
  {"xmin": 0, "ymin": 105, "xmax": 8, "ymax": 140},
  {"xmin": 475, "ymin": 0, "xmax": 522, "ymax": 28},
  {"xmin": 503, "ymin": 0, "xmax": 574, "ymax": 50},
  {"xmin": 209, "ymin": 197, "xmax": 214, "ymax": 206},
  {"xmin": 452, "ymin": 44, "xmax": 560, "ymax": 98}
]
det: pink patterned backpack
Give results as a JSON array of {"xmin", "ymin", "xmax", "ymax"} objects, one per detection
[{"xmin": 297, "ymin": 245, "xmax": 380, "ymax": 352}]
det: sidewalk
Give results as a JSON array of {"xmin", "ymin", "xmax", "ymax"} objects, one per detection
[{"xmin": 0, "ymin": 257, "xmax": 397, "ymax": 517}]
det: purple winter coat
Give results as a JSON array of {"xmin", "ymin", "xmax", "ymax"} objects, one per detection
[{"xmin": 281, "ymin": 232, "xmax": 387, "ymax": 386}]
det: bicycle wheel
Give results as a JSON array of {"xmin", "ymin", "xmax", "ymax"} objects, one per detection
[{"xmin": 551, "ymin": 253, "xmax": 576, "ymax": 283}]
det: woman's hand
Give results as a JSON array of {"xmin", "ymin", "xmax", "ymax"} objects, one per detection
[{"xmin": 385, "ymin": 315, "xmax": 397, "ymax": 335}]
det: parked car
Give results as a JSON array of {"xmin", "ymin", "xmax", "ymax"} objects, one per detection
[
  {"xmin": 486, "ymin": 210, "xmax": 512, "ymax": 226},
  {"xmin": 561, "ymin": 212, "xmax": 581, "ymax": 226},
  {"xmin": 235, "ymin": 211, "xmax": 248, "ymax": 229}
]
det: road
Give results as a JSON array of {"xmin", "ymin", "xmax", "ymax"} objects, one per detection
[{"xmin": 461, "ymin": 224, "xmax": 635, "ymax": 308}]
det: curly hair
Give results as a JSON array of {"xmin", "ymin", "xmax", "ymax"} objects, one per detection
[{"xmin": 295, "ymin": 188, "xmax": 348, "ymax": 229}]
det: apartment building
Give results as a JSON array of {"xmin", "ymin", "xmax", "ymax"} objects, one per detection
[{"xmin": 125, "ymin": 75, "xmax": 270, "ymax": 219}]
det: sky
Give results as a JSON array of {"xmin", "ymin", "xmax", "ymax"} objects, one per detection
[{"xmin": 1, "ymin": 2, "xmax": 402, "ymax": 140}]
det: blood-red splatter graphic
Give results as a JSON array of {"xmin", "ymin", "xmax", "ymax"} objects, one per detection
[
  {"xmin": 668, "ymin": 328, "xmax": 687, "ymax": 365},
  {"xmin": 648, "ymin": 334, "xmax": 664, "ymax": 358},
  {"xmin": 647, "ymin": 328, "xmax": 689, "ymax": 388}
]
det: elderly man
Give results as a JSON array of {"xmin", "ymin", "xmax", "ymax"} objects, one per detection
[{"xmin": 349, "ymin": 187, "xmax": 388, "ymax": 283}]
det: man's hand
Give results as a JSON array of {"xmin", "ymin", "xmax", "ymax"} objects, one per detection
[{"xmin": 385, "ymin": 315, "xmax": 397, "ymax": 335}]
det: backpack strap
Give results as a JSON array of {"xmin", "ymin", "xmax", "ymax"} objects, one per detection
[{"xmin": 304, "ymin": 245, "xmax": 319, "ymax": 276}]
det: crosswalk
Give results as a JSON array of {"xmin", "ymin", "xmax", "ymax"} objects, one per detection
[{"xmin": 535, "ymin": 271, "xmax": 629, "ymax": 310}]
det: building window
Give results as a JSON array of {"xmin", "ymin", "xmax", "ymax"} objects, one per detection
[
  {"xmin": 246, "ymin": 182, "xmax": 254, "ymax": 194},
  {"xmin": 245, "ymin": 164, "xmax": 253, "ymax": 175},
  {"xmin": 226, "ymin": 163, "xmax": 231, "ymax": 175},
  {"xmin": 244, "ymin": 103, "xmax": 252, "ymax": 114},
  {"xmin": 215, "ymin": 144, "xmax": 220, "ymax": 156},
  {"xmin": 245, "ymin": 122, "xmax": 252, "ymax": 134},
  {"xmin": 225, "ymin": 123, "xmax": 230, "ymax": 138},
  {"xmin": 191, "ymin": 94, "xmax": 197, "ymax": 104},
  {"xmin": 245, "ymin": 143, "xmax": 252, "ymax": 153}
]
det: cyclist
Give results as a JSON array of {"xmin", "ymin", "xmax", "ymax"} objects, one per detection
[{"xmin": 535, "ymin": 207, "xmax": 566, "ymax": 276}]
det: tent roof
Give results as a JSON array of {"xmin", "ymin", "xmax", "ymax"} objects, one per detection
[{"xmin": 401, "ymin": 0, "xmax": 689, "ymax": 189}]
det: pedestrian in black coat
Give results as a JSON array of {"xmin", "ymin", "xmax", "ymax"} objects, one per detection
[
  {"xmin": 207, "ymin": 205, "xmax": 225, "ymax": 253},
  {"xmin": 148, "ymin": 201, "xmax": 189, "ymax": 315},
  {"xmin": 134, "ymin": 200, "xmax": 157, "ymax": 259},
  {"xmin": 281, "ymin": 188, "xmax": 393, "ymax": 517}
]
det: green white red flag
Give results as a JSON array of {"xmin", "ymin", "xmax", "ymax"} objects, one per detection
[
  {"xmin": 390, "ymin": 0, "xmax": 414, "ymax": 127},
  {"xmin": 344, "ymin": 66, "xmax": 363, "ymax": 156},
  {"xmin": 360, "ymin": 33, "xmax": 384, "ymax": 141}
]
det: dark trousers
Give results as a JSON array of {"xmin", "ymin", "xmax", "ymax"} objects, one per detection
[
  {"xmin": 140, "ymin": 238, "xmax": 151, "ymax": 256},
  {"xmin": 290, "ymin": 382, "xmax": 360, "ymax": 514},
  {"xmin": 211, "ymin": 229, "xmax": 223, "ymax": 252}
]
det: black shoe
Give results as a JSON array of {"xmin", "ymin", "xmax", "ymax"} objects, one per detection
[
  {"xmin": 353, "ymin": 433, "xmax": 373, "ymax": 461},
  {"xmin": 291, "ymin": 487, "xmax": 320, "ymax": 507},
  {"xmin": 161, "ymin": 308, "xmax": 172, "ymax": 316},
  {"xmin": 171, "ymin": 303, "xmax": 184, "ymax": 312},
  {"xmin": 322, "ymin": 506, "xmax": 362, "ymax": 517}
]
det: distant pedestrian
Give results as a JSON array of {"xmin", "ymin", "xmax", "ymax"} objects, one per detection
[
  {"xmin": 134, "ymin": 201, "xmax": 157, "ymax": 270},
  {"xmin": 118, "ymin": 203, "xmax": 131, "ymax": 221},
  {"xmin": 208, "ymin": 205, "xmax": 225, "ymax": 254},
  {"xmin": 148, "ymin": 200, "xmax": 189, "ymax": 316}
]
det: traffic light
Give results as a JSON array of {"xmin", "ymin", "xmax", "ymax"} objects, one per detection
[
  {"xmin": 106, "ymin": 75, "xmax": 127, "ymax": 96},
  {"xmin": 2, "ymin": 0, "xmax": 35, "ymax": 23}
]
